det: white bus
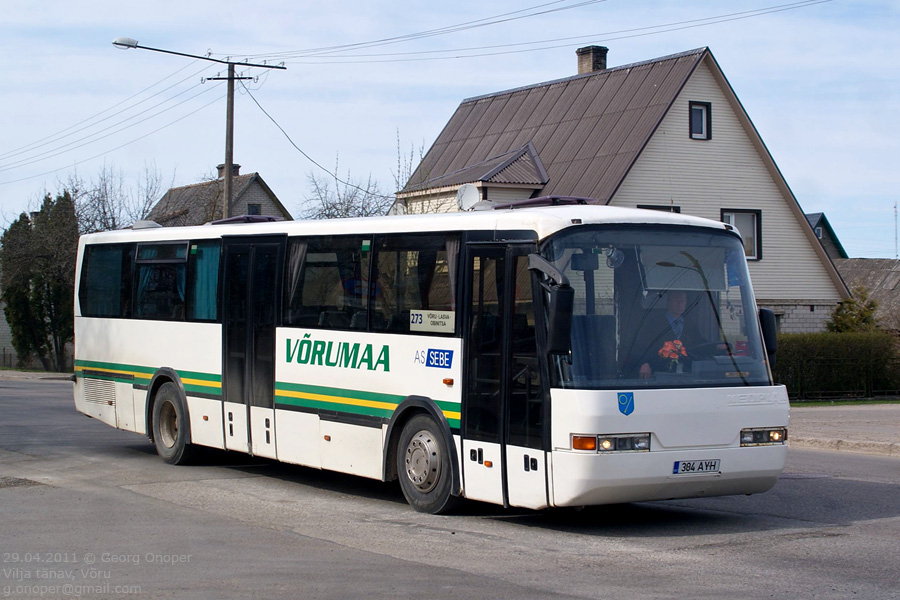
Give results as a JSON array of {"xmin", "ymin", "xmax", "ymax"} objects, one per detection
[{"xmin": 73, "ymin": 198, "xmax": 788, "ymax": 513}]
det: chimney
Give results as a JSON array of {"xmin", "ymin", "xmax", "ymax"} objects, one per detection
[
  {"xmin": 216, "ymin": 163, "xmax": 241, "ymax": 179},
  {"xmin": 576, "ymin": 46, "xmax": 608, "ymax": 74}
]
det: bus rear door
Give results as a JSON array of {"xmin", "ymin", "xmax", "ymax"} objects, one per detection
[{"xmin": 222, "ymin": 236, "xmax": 285, "ymax": 458}]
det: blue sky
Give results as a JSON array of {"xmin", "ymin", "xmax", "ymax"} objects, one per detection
[{"xmin": 1, "ymin": 0, "xmax": 897, "ymax": 257}]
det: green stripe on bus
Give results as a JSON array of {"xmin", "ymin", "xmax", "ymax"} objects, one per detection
[
  {"xmin": 75, "ymin": 359, "xmax": 221, "ymax": 395},
  {"xmin": 276, "ymin": 381, "xmax": 405, "ymax": 404},
  {"xmin": 75, "ymin": 359, "xmax": 155, "ymax": 375},
  {"xmin": 277, "ymin": 395, "xmax": 396, "ymax": 420},
  {"xmin": 274, "ymin": 381, "xmax": 461, "ymax": 427}
]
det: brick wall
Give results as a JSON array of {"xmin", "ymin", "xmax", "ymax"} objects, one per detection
[
  {"xmin": 758, "ymin": 300, "xmax": 837, "ymax": 333},
  {"xmin": 239, "ymin": 183, "xmax": 290, "ymax": 219}
]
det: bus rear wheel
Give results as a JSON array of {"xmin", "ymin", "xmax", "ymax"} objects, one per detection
[
  {"xmin": 397, "ymin": 414, "xmax": 458, "ymax": 514},
  {"xmin": 152, "ymin": 382, "xmax": 194, "ymax": 465}
]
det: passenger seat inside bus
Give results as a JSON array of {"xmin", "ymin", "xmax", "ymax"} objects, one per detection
[{"xmin": 318, "ymin": 310, "xmax": 351, "ymax": 329}]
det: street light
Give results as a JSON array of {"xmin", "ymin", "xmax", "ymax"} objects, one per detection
[{"xmin": 112, "ymin": 37, "xmax": 286, "ymax": 218}]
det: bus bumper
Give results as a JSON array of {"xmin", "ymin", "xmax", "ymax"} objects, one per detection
[{"xmin": 549, "ymin": 444, "xmax": 787, "ymax": 507}]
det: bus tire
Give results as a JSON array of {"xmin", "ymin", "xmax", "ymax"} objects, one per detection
[
  {"xmin": 397, "ymin": 414, "xmax": 458, "ymax": 514},
  {"xmin": 152, "ymin": 382, "xmax": 194, "ymax": 465}
]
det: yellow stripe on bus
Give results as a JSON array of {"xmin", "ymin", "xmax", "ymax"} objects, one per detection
[
  {"xmin": 180, "ymin": 378, "xmax": 221, "ymax": 390},
  {"xmin": 75, "ymin": 366, "xmax": 140, "ymax": 378},
  {"xmin": 275, "ymin": 389, "xmax": 460, "ymax": 421},
  {"xmin": 276, "ymin": 388, "xmax": 397, "ymax": 412},
  {"xmin": 76, "ymin": 366, "xmax": 219, "ymax": 389}
]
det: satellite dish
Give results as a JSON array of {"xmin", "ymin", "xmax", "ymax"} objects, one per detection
[{"xmin": 456, "ymin": 184, "xmax": 479, "ymax": 211}]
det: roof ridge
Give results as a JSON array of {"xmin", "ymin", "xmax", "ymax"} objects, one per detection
[
  {"xmin": 462, "ymin": 47, "xmax": 708, "ymax": 104},
  {"xmin": 164, "ymin": 172, "xmax": 257, "ymax": 194}
]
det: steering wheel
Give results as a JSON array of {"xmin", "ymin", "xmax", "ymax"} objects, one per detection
[{"xmin": 689, "ymin": 341, "xmax": 730, "ymax": 359}]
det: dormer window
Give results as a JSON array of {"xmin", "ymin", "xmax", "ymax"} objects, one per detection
[{"xmin": 689, "ymin": 101, "xmax": 711, "ymax": 140}]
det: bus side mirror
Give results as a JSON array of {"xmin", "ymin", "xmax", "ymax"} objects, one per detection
[
  {"xmin": 528, "ymin": 254, "xmax": 574, "ymax": 355},
  {"xmin": 546, "ymin": 284, "xmax": 574, "ymax": 355},
  {"xmin": 759, "ymin": 308, "xmax": 777, "ymax": 364}
]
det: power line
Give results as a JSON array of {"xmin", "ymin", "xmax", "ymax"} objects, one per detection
[
  {"xmin": 0, "ymin": 60, "xmax": 205, "ymax": 161},
  {"xmin": 0, "ymin": 93, "xmax": 225, "ymax": 187},
  {"xmin": 277, "ymin": 0, "xmax": 832, "ymax": 64},
  {"xmin": 239, "ymin": 80, "xmax": 396, "ymax": 201},
  {"xmin": 0, "ymin": 0, "xmax": 833, "ymax": 191},
  {"xmin": 1, "ymin": 61, "xmax": 276, "ymax": 179},
  {"xmin": 226, "ymin": 0, "xmax": 608, "ymax": 61},
  {"xmin": 283, "ymin": 0, "xmax": 830, "ymax": 61},
  {"xmin": 0, "ymin": 84, "xmax": 221, "ymax": 173},
  {"xmin": 0, "ymin": 82, "xmax": 217, "ymax": 171}
]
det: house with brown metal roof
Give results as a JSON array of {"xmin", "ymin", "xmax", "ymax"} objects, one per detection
[
  {"xmin": 147, "ymin": 164, "xmax": 291, "ymax": 227},
  {"xmin": 395, "ymin": 46, "xmax": 849, "ymax": 332},
  {"xmin": 806, "ymin": 212, "xmax": 848, "ymax": 260}
]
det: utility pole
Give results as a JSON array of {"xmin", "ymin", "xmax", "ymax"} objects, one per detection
[
  {"xmin": 206, "ymin": 63, "xmax": 254, "ymax": 218},
  {"xmin": 112, "ymin": 37, "xmax": 286, "ymax": 218}
]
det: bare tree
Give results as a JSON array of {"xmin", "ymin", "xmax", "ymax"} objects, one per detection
[
  {"xmin": 67, "ymin": 164, "xmax": 127, "ymax": 233},
  {"xmin": 127, "ymin": 161, "xmax": 172, "ymax": 224},
  {"xmin": 390, "ymin": 131, "xmax": 444, "ymax": 215},
  {"xmin": 301, "ymin": 156, "xmax": 392, "ymax": 220},
  {"xmin": 65, "ymin": 162, "xmax": 170, "ymax": 233},
  {"xmin": 392, "ymin": 129, "xmax": 427, "ymax": 192}
]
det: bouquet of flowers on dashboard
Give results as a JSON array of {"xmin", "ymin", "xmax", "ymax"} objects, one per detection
[{"xmin": 658, "ymin": 340, "xmax": 687, "ymax": 372}]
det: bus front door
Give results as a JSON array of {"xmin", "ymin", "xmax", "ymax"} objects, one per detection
[
  {"xmin": 464, "ymin": 245, "xmax": 549, "ymax": 509},
  {"xmin": 223, "ymin": 236, "xmax": 284, "ymax": 459}
]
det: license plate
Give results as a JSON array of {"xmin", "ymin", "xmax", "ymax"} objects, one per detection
[{"xmin": 672, "ymin": 459, "xmax": 720, "ymax": 475}]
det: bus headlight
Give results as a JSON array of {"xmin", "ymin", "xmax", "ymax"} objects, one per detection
[
  {"xmin": 572, "ymin": 434, "xmax": 650, "ymax": 453},
  {"xmin": 740, "ymin": 427, "xmax": 787, "ymax": 446}
]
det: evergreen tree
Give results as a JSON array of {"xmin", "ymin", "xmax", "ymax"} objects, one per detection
[
  {"xmin": 0, "ymin": 191, "xmax": 78, "ymax": 370},
  {"xmin": 826, "ymin": 286, "xmax": 878, "ymax": 333}
]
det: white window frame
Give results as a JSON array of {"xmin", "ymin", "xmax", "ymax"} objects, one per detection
[
  {"xmin": 689, "ymin": 101, "xmax": 711, "ymax": 140},
  {"xmin": 722, "ymin": 209, "xmax": 761, "ymax": 260}
]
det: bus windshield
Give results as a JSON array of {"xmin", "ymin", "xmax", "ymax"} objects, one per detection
[{"xmin": 543, "ymin": 224, "xmax": 771, "ymax": 389}]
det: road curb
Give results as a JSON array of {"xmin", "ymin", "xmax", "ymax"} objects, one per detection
[
  {"xmin": 0, "ymin": 373, "xmax": 72, "ymax": 382},
  {"xmin": 790, "ymin": 437, "xmax": 900, "ymax": 457}
]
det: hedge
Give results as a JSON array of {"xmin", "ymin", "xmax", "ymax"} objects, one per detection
[{"xmin": 772, "ymin": 332, "xmax": 900, "ymax": 399}]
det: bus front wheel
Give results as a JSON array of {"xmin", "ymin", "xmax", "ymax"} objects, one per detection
[
  {"xmin": 397, "ymin": 415, "xmax": 458, "ymax": 514},
  {"xmin": 152, "ymin": 382, "xmax": 194, "ymax": 465}
]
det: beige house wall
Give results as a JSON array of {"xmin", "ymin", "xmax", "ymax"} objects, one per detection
[
  {"xmin": 611, "ymin": 58, "xmax": 842, "ymax": 330},
  {"xmin": 403, "ymin": 192, "xmax": 458, "ymax": 214}
]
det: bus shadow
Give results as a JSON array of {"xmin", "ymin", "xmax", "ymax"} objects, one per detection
[
  {"xmin": 191, "ymin": 447, "xmax": 411, "ymax": 506},
  {"xmin": 126, "ymin": 443, "xmax": 900, "ymax": 536},
  {"xmin": 493, "ymin": 474, "xmax": 900, "ymax": 537}
]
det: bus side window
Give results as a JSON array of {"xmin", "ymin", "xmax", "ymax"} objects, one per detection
[
  {"xmin": 372, "ymin": 233, "xmax": 459, "ymax": 335},
  {"xmin": 185, "ymin": 240, "xmax": 220, "ymax": 321},
  {"xmin": 283, "ymin": 236, "xmax": 369, "ymax": 330},
  {"xmin": 79, "ymin": 243, "xmax": 134, "ymax": 318},
  {"xmin": 133, "ymin": 242, "xmax": 189, "ymax": 321}
]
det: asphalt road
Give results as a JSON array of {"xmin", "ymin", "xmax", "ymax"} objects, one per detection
[{"xmin": 1, "ymin": 380, "xmax": 899, "ymax": 599}]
